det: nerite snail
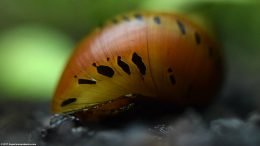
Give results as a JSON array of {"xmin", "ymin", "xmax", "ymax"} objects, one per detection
[{"xmin": 52, "ymin": 12, "xmax": 223, "ymax": 122}]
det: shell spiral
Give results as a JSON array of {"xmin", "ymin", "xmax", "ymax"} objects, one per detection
[{"xmin": 52, "ymin": 12, "xmax": 223, "ymax": 116}]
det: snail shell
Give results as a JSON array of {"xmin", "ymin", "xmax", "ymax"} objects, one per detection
[{"xmin": 52, "ymin": 12, "xmax": 223, "ymax": 121}]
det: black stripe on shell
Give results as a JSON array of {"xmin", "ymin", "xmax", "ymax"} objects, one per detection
[
  {"xmin": 78, "ymin": 79, "xmax": 96, "ymax": 84},
  {"xmin": 177, "ymin": 20, "xmax": 186, "ymax": 35},
  {"xmin": 117, "ymin": 56, "xmax": 131, "ymax": 75},
  {"xmin": 96, "ymin": 65, "xmax": 115, "ymax": 78},
  {"xmin": 132, "ymin": 52, "xmax": 146, "ymax": 75},
  {"xmin": 61, "ymin": 98, "xmax": 77, "ymax": 107}
]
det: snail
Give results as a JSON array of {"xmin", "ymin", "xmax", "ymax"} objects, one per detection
[{"xmin": 52, "ymin": 12, "xmax": 223, "ymax": 123}]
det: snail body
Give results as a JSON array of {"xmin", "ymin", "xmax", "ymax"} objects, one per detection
[{"xmin": 52, "ymin": 12, "xmax": 223, "ymax": 121}]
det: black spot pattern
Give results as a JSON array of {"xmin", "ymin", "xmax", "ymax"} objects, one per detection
[
  {"xmin": 61, "ymin": 98, "xmax": 77, "ymax": 107},
  {"xmin": 132, "ymin": 52, "xmax": 146, "ymax": 75},
  {"xmin": 97, "ymin": 65, "xmax": 115, "ymax": 78},
  {"xmin": 177, "ymin": 20, "xmax": 186, "ymax": 35},
  {"xmin": 195, "ymin": 32, "xmax": 201, "ymax": 45},
  {"xmin": 78, "ymin": 79, "xmax": 96, "ymax": 84},
  {"xmin": 154, "ymin": 16, "xmax": 161, "ymax": 24},
  {"xmin": 117, "ymin": 56, "xmax": 131, "ymax": 75}
]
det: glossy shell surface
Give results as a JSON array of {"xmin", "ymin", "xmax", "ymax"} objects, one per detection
[{"xmin": 52, "ymin": 12, "xmax": 223, "ymax": 116}]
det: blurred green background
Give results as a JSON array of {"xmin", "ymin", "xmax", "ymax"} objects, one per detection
[{"xmin": 0, "ymin": 0, "xmax": 259, "ymax": 103}]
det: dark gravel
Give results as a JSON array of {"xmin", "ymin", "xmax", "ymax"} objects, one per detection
[{"xmin": 0, "ymin": 93, "xmax": 260, "ymax": 146}]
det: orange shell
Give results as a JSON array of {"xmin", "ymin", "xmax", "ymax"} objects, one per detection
[{"xmin": 52, "ymin": 12, "xmax": 223, "ymax": 117}]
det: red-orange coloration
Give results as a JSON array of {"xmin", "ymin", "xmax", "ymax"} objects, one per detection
[{"xmin": 52, "ymin": 12, "xmax": 223, "ymax": 120}]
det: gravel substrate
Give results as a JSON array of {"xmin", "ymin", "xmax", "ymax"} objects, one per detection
[{"xmin": 0, "ymin": 92, "xmax": 260, "ymax": 146}]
